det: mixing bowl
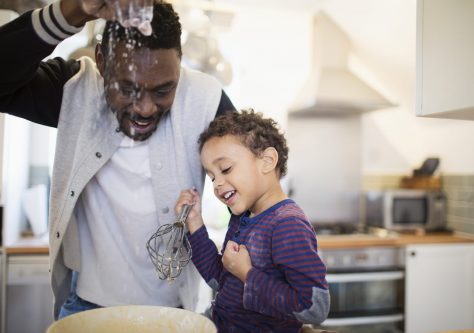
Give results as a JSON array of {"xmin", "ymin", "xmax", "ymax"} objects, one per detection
[{"xmin": 46, "ymin": 305, "xmax": 217, "ymax": 333}]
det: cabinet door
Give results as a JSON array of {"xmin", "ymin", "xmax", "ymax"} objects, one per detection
[
  {"xmin": 416, "ymin": 0, "xmax": 474, "ymax": 120},
  {"xmin": 5, "ymin": 255, "xmax": 53, "ymax": 333},
  {"xmin": 405, "ymin": 243, "xmax": 474, "ymax": 333}
]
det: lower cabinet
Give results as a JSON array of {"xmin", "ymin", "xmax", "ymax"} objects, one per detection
[
  {"xmin": 405, "ymin": 243, "xmax": 474, "ymax": 333},
  {"xmin": 2, "ymin": 254, "xmax": 54, "ymax": 333}
]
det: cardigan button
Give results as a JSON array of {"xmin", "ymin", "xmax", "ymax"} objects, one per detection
[
  {"xmin": 56, "ymin": 232, "xmax": 60, "ymax": 238},
  {"xmin": 95, "ymin": 152, "xmax": 102, "ymax": 158},
  {"xmin": 70, "ymin": 190, "xmax": 75, "ymax": 197}
]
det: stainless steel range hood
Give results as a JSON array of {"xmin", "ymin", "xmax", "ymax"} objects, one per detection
[{"xmin": 289, "ymin": 12, "xmax": 396, "ymax": 117}]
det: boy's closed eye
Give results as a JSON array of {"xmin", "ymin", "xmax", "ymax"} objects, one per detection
[
  {"xmin": 207, "ymin": 166, "xmax": 232, "ymax": 182},
  {"xmin": 221, "ymin": 166, "xmax": 231, "ymax": 174}
]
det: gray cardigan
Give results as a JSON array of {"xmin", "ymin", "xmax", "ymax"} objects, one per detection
[{"xmin": 48, "ymin": 57, "xmax": 222, "ymax": 318}]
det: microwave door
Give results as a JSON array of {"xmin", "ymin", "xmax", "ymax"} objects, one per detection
[{"xmin": 392, "ymin": 197, "xmax": 427, "ymax": 228}]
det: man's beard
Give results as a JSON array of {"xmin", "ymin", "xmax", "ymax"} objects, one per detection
[{"xmin": 114, "ymin": 108, "xmax": 169, "ymax": 141}]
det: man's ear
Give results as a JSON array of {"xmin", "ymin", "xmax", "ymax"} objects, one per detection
[
  {"xmin": 260, "ymin": 147, "xmax": 279, "ymax": 174},
  {"xmin": 95, "ymin": 43, "xmax": 105, "ymax": 76}
]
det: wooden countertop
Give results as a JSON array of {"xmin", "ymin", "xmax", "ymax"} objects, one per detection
[
  {"xmin": 318, "ymin": 232, "xmax": 474, "ymax": 249},
  {"xmin": 4, "ymin": 232, "xmax": 474, "ymax": 254},
  {"xmin": 5, "ymin": 237, "xmax": 49, "ymax": 255}
]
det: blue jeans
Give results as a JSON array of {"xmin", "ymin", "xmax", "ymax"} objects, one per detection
[{"xmin": 58, "ymin": 271, "xmax": 102, "ymax": 319}]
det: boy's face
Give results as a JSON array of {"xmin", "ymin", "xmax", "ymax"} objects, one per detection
[{"xmin": 201, "ymin": 135, "xmax": 269, "ymax": 216}]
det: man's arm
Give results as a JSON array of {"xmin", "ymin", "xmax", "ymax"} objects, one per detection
[
  {"xmin": 0, "ymin": 1, "xmax": 87, "ymax": 127},
  {"xmin": 0, "ymin": 0, "xmax": 139, "ymax": 126}
]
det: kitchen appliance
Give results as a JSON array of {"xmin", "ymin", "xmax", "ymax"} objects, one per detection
[
  {"xmin": 289, "ymin": 11, "xmax": 396, "ymax": 117},
  {"xmin": 146, "ymin": 204, "xmax": 193, "ymax": 280},
  {"xmin": 46, "ymin": 305, "xmax": 216, "ymax": 333},
  {"xmin": 316, "ymin": 245, "xmax": 405, "ymax": 333},
  {"xmin": 363, "ymin": 189, "xmax": 447, "ymax": 232}
]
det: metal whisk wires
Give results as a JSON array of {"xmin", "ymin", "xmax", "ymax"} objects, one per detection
[{"xmin": 146, "ymin": 204, "xmax": 193, "ymax": 281}]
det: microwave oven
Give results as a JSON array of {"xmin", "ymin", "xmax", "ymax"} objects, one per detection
[{"xmin": 363, "ymin": 189, "xmax": 447, "ymax": 231}]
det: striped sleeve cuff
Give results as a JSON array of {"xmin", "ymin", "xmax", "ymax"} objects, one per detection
[{"xmin": 31, "ymin": 1, "xmax": 83, "ymax": 45}]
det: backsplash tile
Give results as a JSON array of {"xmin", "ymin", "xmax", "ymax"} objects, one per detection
[
  {"xmin": 361, "ymin": 174, "xmax": 402, "ymax": 190},
  {"xmin": 443, "ymin": 175, "xmax": 474, "ymax": 235},
  {"xmin": 362, "ymin": 174, "xmax": 474, "ymax": 235}
]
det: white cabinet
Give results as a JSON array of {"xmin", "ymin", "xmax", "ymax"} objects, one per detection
[
  {"xmin": 2, "ymin": 254, "xmax": 53, "ymax": 333},
  {"xmin": 405, "ymin": 243, "xmax": 474, "ymax": 333},
  {"xmin": 416, "ymin": 0, "xmax": 474, "ymax": 120}
]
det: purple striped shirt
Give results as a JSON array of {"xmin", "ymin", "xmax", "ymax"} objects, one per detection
[{"xmin": 189, "ymin": 199, "xmax": 328, "ymax": 333}]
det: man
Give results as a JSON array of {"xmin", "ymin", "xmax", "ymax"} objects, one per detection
[{"xmin": 0, "ymin": 0, "xmax": 235, "ymax": 320}]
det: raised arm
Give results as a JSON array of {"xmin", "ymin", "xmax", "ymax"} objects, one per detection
[
  {"xmin": 0, "ymin": 0, "xmax": 153, "ymax": 126},
  {"xmin": 0, "ymin": 0, "xmax": 89, "ymax": 126}
]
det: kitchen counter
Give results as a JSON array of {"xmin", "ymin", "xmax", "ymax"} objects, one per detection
[
  {"xmin": 318, "ymin": 232, "xmax": 474, "ymax": 249},
  {"xmin": 4, "ymin": 236, "xmax": 49, "ymax": 254},
  {"xmin": 4, "ymin": 232, "xmax": 474, "ymax": 253}
]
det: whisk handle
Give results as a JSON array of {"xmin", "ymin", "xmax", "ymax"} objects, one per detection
[{"xmin": 177, "ymin": 204, "xmax": 193, "ymax": 224}]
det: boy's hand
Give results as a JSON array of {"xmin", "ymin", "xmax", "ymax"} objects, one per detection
[
  {"xmin": 175, "ymin": 189, "xmax": 204, "ymax": 235},
  {"xmin": 222, "ymin": 240, "xmax": 252, "ymax": 283}
]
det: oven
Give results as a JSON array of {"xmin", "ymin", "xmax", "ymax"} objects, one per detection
[{"xmin": 317, "ymin": 246, "xmax": 405, "ymax": 333}]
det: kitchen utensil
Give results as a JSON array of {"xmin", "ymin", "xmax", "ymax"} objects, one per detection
[
  {"xmin": 146, "ymin": 204, "xmax": 193, "ymax": 281},
  {"xmin": 413, "ymin": 157, "xmax": 440, "ymax": 176},
  {"xmin": 46, "ymin": 305, "xmax": 217, "ymax": 333}
]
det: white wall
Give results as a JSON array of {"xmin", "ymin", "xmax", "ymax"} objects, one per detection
[
  {"xmin": 215, "ymin": 4, "xmax": 312, "ymax": 129},
  {"xmin": 221, "ymin": 1, "xmax": 474, "ymax": 176},
  {"xmin": 354, "ymin": 12, "xmax": 474, "ymax": 175},
  {"xmin": 287, "ymin": 117, "xmax": 362, "ymax": 222}
]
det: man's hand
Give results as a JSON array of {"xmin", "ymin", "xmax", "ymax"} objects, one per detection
[
  {"xmin": 61, "ymin": 0, "xmax": 153, "ymax": 34},
  {"xmin": 79, "ymin": 0, "xmax": 116, "ymax": 21},
  {"xmin": 222, "ymin": 240, "xmax": 252, "ymax": 283},
  {"xmin": 61, "ymin": 0, "xmax": 97, "ymax": 27}
]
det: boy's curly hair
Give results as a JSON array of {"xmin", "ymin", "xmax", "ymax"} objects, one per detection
[{"xmin": 198, "ymin": 109, "xmax": 289, "ymax": 178}]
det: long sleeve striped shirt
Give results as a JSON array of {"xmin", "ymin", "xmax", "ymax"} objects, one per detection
[{"xmin": 188, "ymin": 199, "xmax": 330, "ymax": 333}]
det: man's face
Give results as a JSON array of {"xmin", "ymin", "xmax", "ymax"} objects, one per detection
[{"xmin": 96, "ymin": 43, "xmax": 181, "ymax": 141}]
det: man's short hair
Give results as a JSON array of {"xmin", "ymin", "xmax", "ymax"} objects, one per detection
[{"xmin": 101, "ymin": 0, "xmax": 182, "ymax": 57}]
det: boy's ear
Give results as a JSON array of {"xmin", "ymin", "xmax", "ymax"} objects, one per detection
[{"xmin": 260, "ymin": 147, "xmax": 279, "ymax": 174}]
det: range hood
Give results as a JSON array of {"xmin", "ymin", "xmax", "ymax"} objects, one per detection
[{"xmin": 289, "ymin": 12, "xmax": 396, "ymax": 117}]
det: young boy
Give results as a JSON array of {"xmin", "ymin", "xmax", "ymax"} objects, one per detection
[{"xmin": 175, "ymin": 110, "xmax": 329, "ymax": 333}]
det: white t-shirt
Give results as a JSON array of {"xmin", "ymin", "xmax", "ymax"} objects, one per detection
[{"xmin": 75, "ymin": 136, "xmax": 180, "ymax": 306}]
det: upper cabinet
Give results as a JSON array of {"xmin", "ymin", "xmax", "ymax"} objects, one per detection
[{"xmin": 416, "ymin": 0, "xmax": 474, "ymax": 120}]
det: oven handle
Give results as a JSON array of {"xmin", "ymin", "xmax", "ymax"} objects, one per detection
[
  {"xmin": 322, "ymin": 314, "xmax": 404, "ymax": 326},
  {"xmin": 326, "ymin": 270, "xmax": 404, "ymax": 283}
]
